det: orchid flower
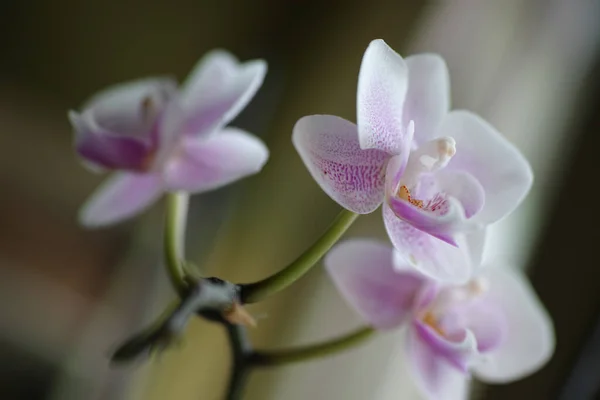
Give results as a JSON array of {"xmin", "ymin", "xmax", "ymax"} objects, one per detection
[
  {"xmin": 70, "ymin": 50, "xmax": 269, "ymax": 227},
  {"xmin": 293, "ymin": 39, "xmax": 532, "ymax": 283},
  {"xmin": 326, "ymin": 239, "xmax": 554, "ymax": 400}
]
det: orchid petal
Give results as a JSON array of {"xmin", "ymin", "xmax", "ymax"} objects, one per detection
[
  {"xmin": 82, "ymin": 77, "xmax": 177, "ymax": 135},
  {"xmin": 357, "ymin": 39, "xmax": 411, "ymax": 155},
  {"xmin": 325, "ymin": 239, "xmax": 426, "ymax": 330},
  {"xmin": 79, "ymin": 173, "xmax": 163, "ymax": 227},
  {"xmin": 407, "ymin": 320, "xmax": 476, "ymax": 400},
  {"xmin": 441, "ymin": 111, "xmax": 534, "ymax": 224},
  {"xmin": 404, "ymin": 54, "xmax": 450, "ymax": 144},
  {"xmin": 293, "ymin": 115, "xmax": 389, "ymax": 214},
  {"xmin": 181, "ymin": 50, "xmax": 267, "ymax": 137},
  {"xmin": 473, "ymin": 267, "xmax": 555, "ymax": 383},
  {"xmin": 71, "ymin": 78, "xmax": 177, "ymax": 171},
  {"xmin": 383, "ymin": 204, "xmax": 473, "ymax": 284},
  {"xmin": 70, "ymin": 111, "xmax": 154, "ymax": 171},
  {"xmin": 163, "ymin": 127, "xmax": 268, "ymax": 193},
  {"xmin": 438, "ymin": 298, "xmax": 507, "ymax": 353}
]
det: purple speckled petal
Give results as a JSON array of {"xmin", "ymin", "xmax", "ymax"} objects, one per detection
[
  {"xmin": 404, "ymin": 54, "xmax": 450, "ymax": 145},
  {"xmin": 441, "ymin": 111, "xmax": 533, "ymax": 224},
  {"xmin": 293, "ymin": 115, "xmax": 389, "ymax": 214},
  {"xmin": 181, "ymin": 50, "xmax": 267, "ymax": 137},
  {"xmin": 325, "ymin": 239, "xmax": 426, "ymax": 330},
  {"xmin": 357, "ymin": 39, "xmax": 411, "ymax": 155},
  {"xmin": 473, "ymin": 267, "xmax": 555, "ymax": 383},
  {"xmin": 163, "ymin": 127, "xmax": 268, "ymax": 193},
  {"xmin": 407, "ymin": 320, "xmax": 476, "ymax": 400},
  {"xmin": 79, "ymin": 172, "xmax": 163, "ymax": 227},
  {"xmin": 384, "ymin": 204, "xmax": 473, "ymax": 284}
]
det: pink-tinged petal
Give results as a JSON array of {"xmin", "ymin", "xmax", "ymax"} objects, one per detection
[
  {"xmin": 325, "ymin": 239, "xmax": 426, "ymax": 330},
  {"xmin": 434, "ymin": 170, "xmax": 485, "ymax": 219},
  {"xmin": 441, "ymin": 111, "xmax": 534, "ymax": 224},
  {"xmin": 181, "ymin": 50, "xmax": 267, "ymax": 137},
  {"xmin": 438, "ymin": 297, "xmax": 508, "ymax": 353},
  {"xmin": 163, "ymin": 127, "xmax": 268, "ymax": 193},
  {"xmin": 384, "ymin": 204, "xmax": 473, "ymax": 284},
  {"xmin": 293, "ymin": 115, "xmax": 389, "ymax": 214},
  {"xmin": 404, "ymin": 54, "xmax": 450, "ymax": 144},
  {"xmin": 71, "ymin": 78, "xmax": 177, "ymax": 171},
  {"xmin": 387, "ymin": 194, "xmax": 465, "ymax": 245},
  {"xmin": 70, "ymin": 111, "xmax": 153, "ymax": 171},
  {"xmin": 82, "ymin": 78, "xmax": 177, "ymax": 136},
  {"xmin": 473, "ymin": 267, "xmax": 554, "ymax": 383},
  {"xmin": 464, "ymin": 228, "xmax": 487, "ymax": 270},
  {"xmin": 79, "ymin": 173, "xmax": 163, "ymax": 227},
  {"xmin": 407, "ymin": 320, "xmax": 476, "ymax": 399},
  {"xmin": 357, "ymin": 39, "xmax": 411, "ymax": 155}
]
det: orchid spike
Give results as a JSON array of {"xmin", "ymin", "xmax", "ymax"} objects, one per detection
[
  {"xmin": 70, "ymin": 50, "xmax": 269, "ymax": 227},
  {"xmin": 326, "ymin": 239, "xmax": 554, "ymax": 400},
  {"xmin": 293, "ymin": 39, "xmax": 533, "ymax": 283}
]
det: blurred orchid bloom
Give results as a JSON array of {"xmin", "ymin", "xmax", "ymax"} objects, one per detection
[
  {"xmin": 293, "ymin": 39, "xmax": 532, "ymax": 283},
  {"xmin": 327, "ymin": 239, "xmax": 554, "ymax": 400},
  {"xmin": 70, "ymin": 50, "xmax": 269, "ymax": 227}
]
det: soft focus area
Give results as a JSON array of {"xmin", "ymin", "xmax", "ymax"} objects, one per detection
[{"xmin": 1, "ymin": 1, "xmax": 600, "ymax": 399}]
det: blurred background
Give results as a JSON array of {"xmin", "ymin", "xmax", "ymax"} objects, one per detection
[{"xmin": 1, "ymin": 0, "xmax": 600, "ymax": 399}]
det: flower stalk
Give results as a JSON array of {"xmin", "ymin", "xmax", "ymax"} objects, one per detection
[
  {"xmin": 164, "ymin": 192, "xmax": 191, "ymax": 296},
  {"xmin": 240, "ymin": 209, "xmax": 358, "ymax": 303}
]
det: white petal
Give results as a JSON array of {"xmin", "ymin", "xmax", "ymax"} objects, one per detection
[
  {"xmin": 79, "ymin": 173, "xmax": 163, "ymax": 227},
  {"xmin": 163, "ymin": 127, "xmax": 268, "ymax": 193},
  {"xmin": 473, "ymin": 266, "xmax": 555, "ymax": 383},
  {"xmin": 441, "ymin": 111, "xmax": 534, "ymax": 224},
  {"xmin": 405, "ymin": 54, "xmax": 450, "ymax": 144},
  {"xmin": 181, "ymin": 50, "xmax": 267, "ymax": 136},
  {"xmin": 357, "ymin": 39, "xmax": 411, "ymax": 155}
]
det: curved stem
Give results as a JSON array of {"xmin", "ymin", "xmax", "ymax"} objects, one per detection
[
  {"xmin": 249, "ymin": 326, "xmax": 375, "ymax": 367},
  {"xmin": 164, "ymin": 192, "xmax": 190, "ymax": 296},
  {"xmin": 240, "ymin": 209, "xmax": 358, "ymax": 303},
  {"xmin": 224, "ymin": 323, "xmax": 252, "ymax": 400}
]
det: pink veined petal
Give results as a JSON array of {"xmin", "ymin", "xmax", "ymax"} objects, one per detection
[
  {"xmin": 404, "ymin": 54, "xmax": 450, "ymax": 145},
  {"xmin": 163, "ymin": 127, "xmax": 268, "ymax": 193},
  {"xmin": 383, "ymin": 204, "xmax": 473, "ymax": 284},
  {"xmin": 325, "ymin": 239, "xmax": 427, "ymax": 330},
  {"xmin": 293, "ymin": 115, "xmax": 389, "ymax": 214},
  {"xmin": 406, "ymin": 320, "xmax": 476, "ymax": 400},
  {"xmin": 79, "ymin": 172, "xmax": 163, "ymax": 228},
  {"xmin": 357, "ymin": 39, "xmax": 411, "ymax": 155},
  {"xmin": 180, "ymin": 49, "xmax": 267, "ymax": 137},
  {"xmin": 440, "ymin": 111, "xmax": 534, "ymax": 224},
  {"xmin": 473, "ymin": 266, "xmax": 555, "ymax": 383}
]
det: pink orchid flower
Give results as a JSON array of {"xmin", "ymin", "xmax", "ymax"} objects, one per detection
[
  {"xmin": 70, "ymin": 50, "xmax": 269, "ymax": 227},
  {"xmin": 326, "ymin": 239, "xmax": 554, "ymax": 400},
  {"xmin": 293, "ymin": 39, "xmax": 532, "ymax": 283}
]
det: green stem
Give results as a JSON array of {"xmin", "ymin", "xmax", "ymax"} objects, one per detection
[
  {"xmin": 249, "ymin": 326, "xmax": 375, "ymax": 367},
  {"xmin": 164, "ymin": 192, "xmax": 190, "ymax": 296},
  {"xmin": 240, "ymin": 209, "xmax": 358, "ymax": 303}
]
